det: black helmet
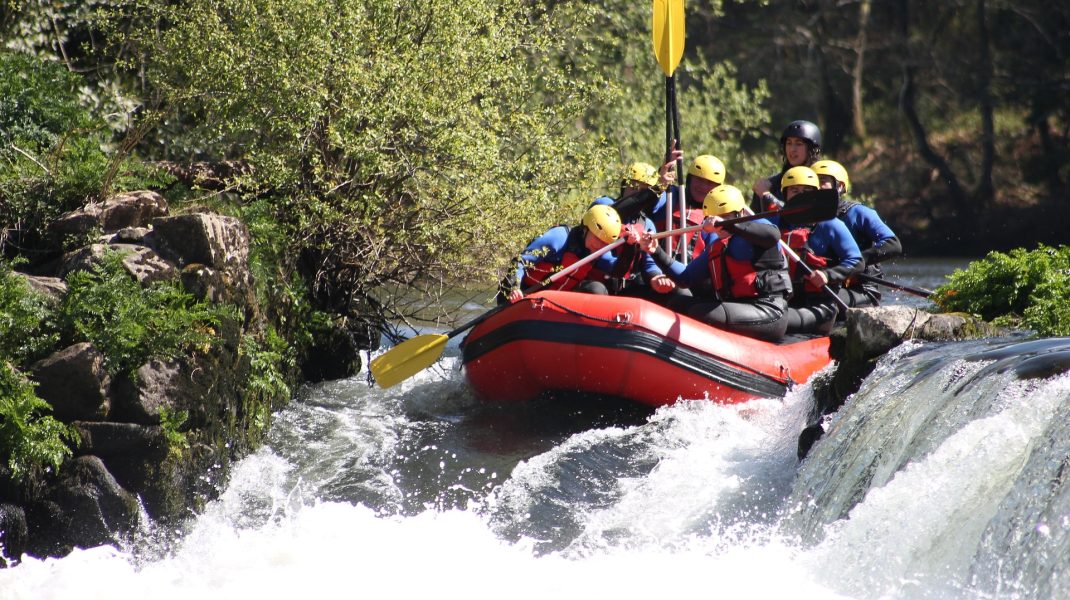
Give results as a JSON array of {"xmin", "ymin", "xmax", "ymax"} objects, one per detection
[{"xmin": 780, "ymin": 120, "xmax": 822, "ymax": 149}]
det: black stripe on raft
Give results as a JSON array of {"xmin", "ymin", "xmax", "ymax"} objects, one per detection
[{"xmin": 461, "ymin": 320, "xmax": 790, "ymax": 398}]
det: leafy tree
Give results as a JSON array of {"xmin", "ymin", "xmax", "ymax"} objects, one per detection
[
  {"xmin": 571, "ymin": 1, "xmax": 774, "ymax": 188},
  {"xmin": 0, "ymin": 51, "xmax": 165, "ymax": 257},
  {"xmin": 120, "ymin": 0, "xmax": 619, "ymax": 332}
]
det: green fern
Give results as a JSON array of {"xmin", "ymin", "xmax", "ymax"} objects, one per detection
[{"xmin": 0, "ymin": 362, "xmax": 78, "ymax": 479}]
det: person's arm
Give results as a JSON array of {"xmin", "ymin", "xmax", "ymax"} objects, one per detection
[
  {"xmin": 850, "ymin": 205, "xmax": 902, "ymax": 265},
  {"xmin": 511, "ymin": 226, "xmax": 569, "ymax": 288},
  {"xmin": 722, "ymin": 219, "xmax": 781, "ymax": 249},
  {"xmin": 822, "ymin": 221, "xmax": 864, "ymax": 285},
  {"xmin": 612, "ymin": 189, "xmax": 663, "ymax": 223},
  {"xmin": 649, "ymin": 245, "xmax": 710, "ymax": 289}
]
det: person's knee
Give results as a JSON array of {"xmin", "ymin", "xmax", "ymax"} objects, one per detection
[{"xmin": 578, "ymin": 280, "xmax": 609, "ymax": 295}]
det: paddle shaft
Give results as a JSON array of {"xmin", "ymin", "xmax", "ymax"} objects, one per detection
[
  {"xmin": 651, "ymin": 192, "xmax": 837, "ymax": 241},
  {"xmin": 445, "ymin": 238, "xmax": 626, "ymax": 339},
  {"xmin": 856, "ymin": 272, "xmax": 933, "ymax": 298},
  {"xmin": 776, "ymin": 238, "xmax": 850, "ymax": 312}
]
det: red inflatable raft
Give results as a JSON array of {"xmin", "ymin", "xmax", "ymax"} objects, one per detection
[{"xmin": 461, "ymin": 290, "xmax": 832, "ymax": 407}]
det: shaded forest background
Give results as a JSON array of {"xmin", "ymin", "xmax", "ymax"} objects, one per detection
[{"xmin": 2, "ymin": 0, "xmax": 1068, "ymax": 331}]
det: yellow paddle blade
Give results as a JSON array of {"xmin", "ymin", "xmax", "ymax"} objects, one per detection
[
  {"xmin": 369, "ymin": 334, "xmax": 449, "ymax": 388},
  {"xmin": 652, "ymin": 0, "xmax": 685, "ymax": 76}
]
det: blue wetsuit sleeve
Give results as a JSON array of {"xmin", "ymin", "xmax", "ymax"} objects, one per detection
[
  {"xmin": 848, "ymin": 205, "xmax": 902, "ymax": 265},
  {"xmin": 514, "ymin": 226, "xmax": 569, "ymax": 284},
  {"xmin": 652, "ymin": 245, "xmax": 711, "ymax": 288},
  {"xmin": 818, "ymin": 220, "xmax": 864, "ymax": 284}
]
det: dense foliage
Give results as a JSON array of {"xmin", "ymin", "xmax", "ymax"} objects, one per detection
[
  {"xmin": 0, "ymin": 362, "xmax": 77, "ymax": 479},
  {"xmin": 0, "ymin": 260, "xmax": 57, "ymax": 365},
  {"xmin": 933, "ymin": 245, "xmax": 1070, "ymax": 336},
  {"xmin": 1, "ymin": 253, "xmax": 233, "ymax": 475},
  {"xmin": 57, "ymin": 252, "xmax": 233, "ymax": 376},
  {"xmin": 0, "ymin": 51, "xmax": 166, "ymax": 255}
]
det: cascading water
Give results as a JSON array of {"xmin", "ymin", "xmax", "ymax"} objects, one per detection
[{"xmin": 5, "ymin": 272, "xmax": 1070, "ymax": 599}]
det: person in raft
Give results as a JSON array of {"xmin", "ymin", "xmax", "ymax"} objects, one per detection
[
  {"xmin": 752, "ymin": 119, "xmax": 822, "ymax": 212},
  {"xmin": 588, "ymin": 197, "xmax": 682, "ymax": 303},
  {"xmin": 636, "ymin": 184, "xmax": 793, "ymax": 343},
  {"xmin": 608, "ymin": 140, "xmax": 683, "ymax": 224},
  {"xmin": 811, "ymin": 159, "xmax": 903, "ymax": 309},
  {"xmin": 648, "ymin": 154, "xmax": 728, "ymax": 261},
  {"xmin": 498, "ymin": 204, "xmax": 640, "ymax": 304},
  {"xmin": 776, "ymin": 166, "xmax": 863, "ymax": 335},
  {"xmin": 595, "ymin": 147, "xmax": 684, "ymax": 300}
]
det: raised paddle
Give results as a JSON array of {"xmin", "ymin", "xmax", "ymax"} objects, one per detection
[
  {"xmin": 650, "ymin": 188, "xmax": 839, "ymax": 240},
  {"xmin": 652, "ymin": 0, "xmax": 685, "ymax": 257},
  {"xmin": 855, "ymin": 272, "xmax": 934, "ymax": 298},
  {"xmin": 370, "ymin": 237, "xmax": 627, "ymax": 388}
]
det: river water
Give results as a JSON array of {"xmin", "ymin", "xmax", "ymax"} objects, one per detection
[{"xmin": 6, "ymin": 257, "xmax": 1070, "ymax": 599}]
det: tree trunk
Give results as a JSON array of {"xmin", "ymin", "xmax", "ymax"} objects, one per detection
[
  {"xmin": 975, "ymin": 0, "xmax": 996, "ymax": 206},
  {"xmin": 896, "ymin": 0, "xmax": 971, "ymax": 217},
  {"xmin": 851, "ymin": 0, "xmax": 871, "ymax": 140}
]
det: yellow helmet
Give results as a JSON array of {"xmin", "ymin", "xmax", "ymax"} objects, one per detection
[
  {"xmin": 781, "ymin": 166, "xmax": 820, "ymax": 191},
  {"xmin": 811, "ymin": 160, "xmax": 851, "ymax": 193},
  {"xmin": 581, "ymin": 204, "xmax": 622, "ymax": 244},
  {"xmin": 621, "ymin": 162, "xmax": 659, "ymax": 187},
  {"xmin": 688, "ymin": 155, "xmax": 726, "ymax": 184},
  {"xmin": 703, "ymin": 185, "xmax": 746, "ymax": 217}
]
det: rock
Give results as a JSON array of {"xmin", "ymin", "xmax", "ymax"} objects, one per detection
[
  {"xmin": 844, "ymin": 305, "xmax": 930, "ymax": 362},
  {"xmin": 301, "ymin": 321, "xmax": 371, "ymax": 382},
  {"xmin": 180, "ymin": 263, "xmax": 256, "ymax": 312},
  {"xmin": 0, "ymin": 504, "xmax": 28, "ymax": 565},
  {"xmin": 27, "ymin": 456, "xmax": 141, "ymax": 556},
  {"xmin": 108, "ymin": 227, "xmax": 152, "ymax": 245},
  {"xmin": 29, "ymin": 343, "xmax": 111, "ymax": 422},
  {"xmin": 14, "ymin": 273, "xmax": 68, "ymax": 305},
  {"xmin": 149, "ymin": 213, "xmax": 250, "ymax": 271},
  {"xmin": 805, "ymin": 306, "xmax": 998, "ymax": 455},
  {"xmin": 73, "ymin": 421, "xmax": 168, "ymax": 458},
  {"xmin": 50, "ymin": 191, "xmax": 169, "ymax": 237},
  {"xmin": 111, "ymin": 359, "xmax": 183, "ymax": 425},
  {"xmin": 60, "ymin": 243, "xmax": 177, "ymax": 285}
]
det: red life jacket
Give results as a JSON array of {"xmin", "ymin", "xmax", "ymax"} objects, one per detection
[
  {"xmin": 608, "ymin": 221, "xmax": 650, "ymax": 282},
  {"xmin": 706, "ymin": 235, "xmax": 761, "ymax": 299},
  {"xmin": 782, "ymin": 227, "xmax": 829, "ymax": 294},
  {"xmin": 656, "ymin": 207, "xmax": 707, "ymax": 260},
  {"xmin": 521, "ymin": 228, "xmax": 594, "ymax": 291}
]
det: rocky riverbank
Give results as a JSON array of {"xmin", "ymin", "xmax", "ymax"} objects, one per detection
[{"xmin": 0, "ymin": 189, "xmax": 371, "ymax": 561}]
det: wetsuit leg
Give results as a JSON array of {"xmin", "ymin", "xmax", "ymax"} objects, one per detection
[
  {"xmin": 786, "ymin": 299, "xmax": 838, "ymax": 335},
  {"xmin": 617, "ymin": 282, "xmax": 692, "ymax": 307},
  {"xmin": 838, "ymin": 285, "xmax": 881, "ymax": 308},
  {"xmin": 576, "ymin": 280, "xmax": 609, "ymax": 295},
  {"xmin": 686, "ymin": 296, "xmax": 789, "ymax": 342}
]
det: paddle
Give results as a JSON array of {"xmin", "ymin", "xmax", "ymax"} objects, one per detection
[
  {"xmin": 855, "ymin": 272, "xmax": 934, "ymax": 298},
  {"xmin": 777, "ymin": 236, "xmax": 850, "ymax": 312},
  {"xmin": 370, "ymin": 237, "xmax": 627, "ymax": 388},
  {"xmin": 652, "ymin": 0, "xmax": 685, "ymax": 257},
  {"xmin": 650, "ymin": 188, "xmax": 839, "ymax": 240}
]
